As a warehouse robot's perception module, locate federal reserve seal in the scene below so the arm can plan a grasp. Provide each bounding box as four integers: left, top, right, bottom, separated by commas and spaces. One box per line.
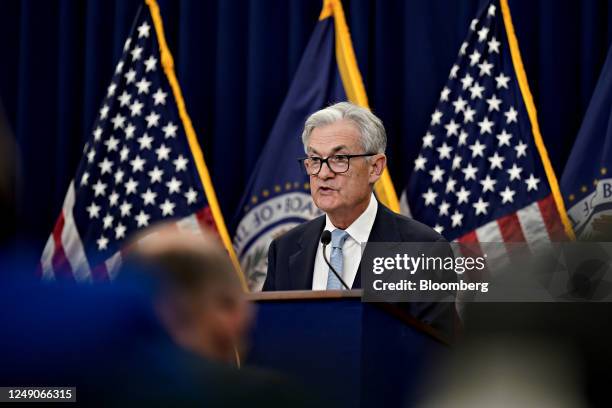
233, 191, 322, 291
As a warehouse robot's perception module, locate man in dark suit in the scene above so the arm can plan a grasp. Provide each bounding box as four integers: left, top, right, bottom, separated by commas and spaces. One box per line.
264, 102, 456, 336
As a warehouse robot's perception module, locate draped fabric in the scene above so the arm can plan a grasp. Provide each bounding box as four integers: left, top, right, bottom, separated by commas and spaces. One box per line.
1, 0, 611, 249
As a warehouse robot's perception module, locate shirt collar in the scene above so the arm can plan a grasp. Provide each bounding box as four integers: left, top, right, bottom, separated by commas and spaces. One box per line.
324, 193, 378, 243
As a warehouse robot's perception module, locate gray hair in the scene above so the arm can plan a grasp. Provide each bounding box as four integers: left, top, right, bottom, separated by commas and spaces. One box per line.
301, 102, 386, 154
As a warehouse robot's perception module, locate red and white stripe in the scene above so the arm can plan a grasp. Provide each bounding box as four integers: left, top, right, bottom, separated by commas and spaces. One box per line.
39, 181, 218, 282
39, 182, 92, 282
457, 194, 566, 244
455, 194, 567, 276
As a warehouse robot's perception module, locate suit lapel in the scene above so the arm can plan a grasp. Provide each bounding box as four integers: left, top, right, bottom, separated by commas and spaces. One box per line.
286, 204, 399, 290
289, 216, 325, 290
353, 204, 401, 289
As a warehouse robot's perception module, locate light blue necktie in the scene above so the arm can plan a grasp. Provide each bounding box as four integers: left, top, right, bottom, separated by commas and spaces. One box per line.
326, 229, 350, 290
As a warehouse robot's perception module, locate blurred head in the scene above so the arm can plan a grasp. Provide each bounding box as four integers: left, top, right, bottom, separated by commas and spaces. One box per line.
301, 102, 386, 226
0, 99, 17, 246
124, 224, 252, 364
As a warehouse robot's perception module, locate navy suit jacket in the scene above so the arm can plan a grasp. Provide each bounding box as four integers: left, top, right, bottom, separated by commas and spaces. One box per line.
263, 202, 457, 337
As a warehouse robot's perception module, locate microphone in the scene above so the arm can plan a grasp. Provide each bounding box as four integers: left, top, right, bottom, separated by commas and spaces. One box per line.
320, 230, 351, 290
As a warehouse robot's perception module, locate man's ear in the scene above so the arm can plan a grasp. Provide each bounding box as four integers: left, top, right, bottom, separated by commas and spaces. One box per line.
155, 294, 194, 334
368, 154, 386, 184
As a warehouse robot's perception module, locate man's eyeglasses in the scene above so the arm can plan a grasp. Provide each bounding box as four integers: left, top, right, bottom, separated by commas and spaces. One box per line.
297, 153, 376, 176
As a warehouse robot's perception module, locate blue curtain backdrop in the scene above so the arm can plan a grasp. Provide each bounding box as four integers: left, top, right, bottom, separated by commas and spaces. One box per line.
1, 0, 611, 249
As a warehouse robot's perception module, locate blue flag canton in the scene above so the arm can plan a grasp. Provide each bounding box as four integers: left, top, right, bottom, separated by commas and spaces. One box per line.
407, 1, 550, 240
72, 8, 207, 264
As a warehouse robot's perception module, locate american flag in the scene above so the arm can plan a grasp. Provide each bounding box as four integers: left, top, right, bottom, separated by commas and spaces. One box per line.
404, 0, 571, 248
39, 4, 232, 281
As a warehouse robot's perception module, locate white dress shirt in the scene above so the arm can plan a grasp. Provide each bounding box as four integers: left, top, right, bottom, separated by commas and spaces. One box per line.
312, 194, 378, 290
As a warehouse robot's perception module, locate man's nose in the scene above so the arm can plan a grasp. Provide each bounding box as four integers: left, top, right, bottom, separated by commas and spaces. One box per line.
317, 162, 335, 179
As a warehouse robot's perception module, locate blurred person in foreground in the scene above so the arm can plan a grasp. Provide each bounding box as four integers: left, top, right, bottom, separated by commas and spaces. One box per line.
112, 223, 320, 407
0, 224, 318, 407
414, 249, 612, 408
123, 224, 252, 364
0, 98, 17, 248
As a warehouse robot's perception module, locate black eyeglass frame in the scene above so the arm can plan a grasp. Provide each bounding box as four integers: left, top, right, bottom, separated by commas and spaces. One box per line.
297, 153, 377, 176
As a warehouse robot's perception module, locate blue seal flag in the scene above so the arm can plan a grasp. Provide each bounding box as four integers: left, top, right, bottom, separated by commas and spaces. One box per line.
232, 0, 399, 291
561, 44, 612, 239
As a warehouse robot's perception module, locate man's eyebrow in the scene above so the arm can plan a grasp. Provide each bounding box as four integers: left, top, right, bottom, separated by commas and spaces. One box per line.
307, 145, 349, 156
330, 145, 349, 153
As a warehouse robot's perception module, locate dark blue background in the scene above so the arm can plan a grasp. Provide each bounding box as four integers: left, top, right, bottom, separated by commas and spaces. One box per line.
1, 0, 611, 250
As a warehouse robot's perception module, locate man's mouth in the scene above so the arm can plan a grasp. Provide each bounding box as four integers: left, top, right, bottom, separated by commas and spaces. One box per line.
318, 186, 337, 194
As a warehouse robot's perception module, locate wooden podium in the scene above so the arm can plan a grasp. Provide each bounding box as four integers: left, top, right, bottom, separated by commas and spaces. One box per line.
245, 290, 449, 408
